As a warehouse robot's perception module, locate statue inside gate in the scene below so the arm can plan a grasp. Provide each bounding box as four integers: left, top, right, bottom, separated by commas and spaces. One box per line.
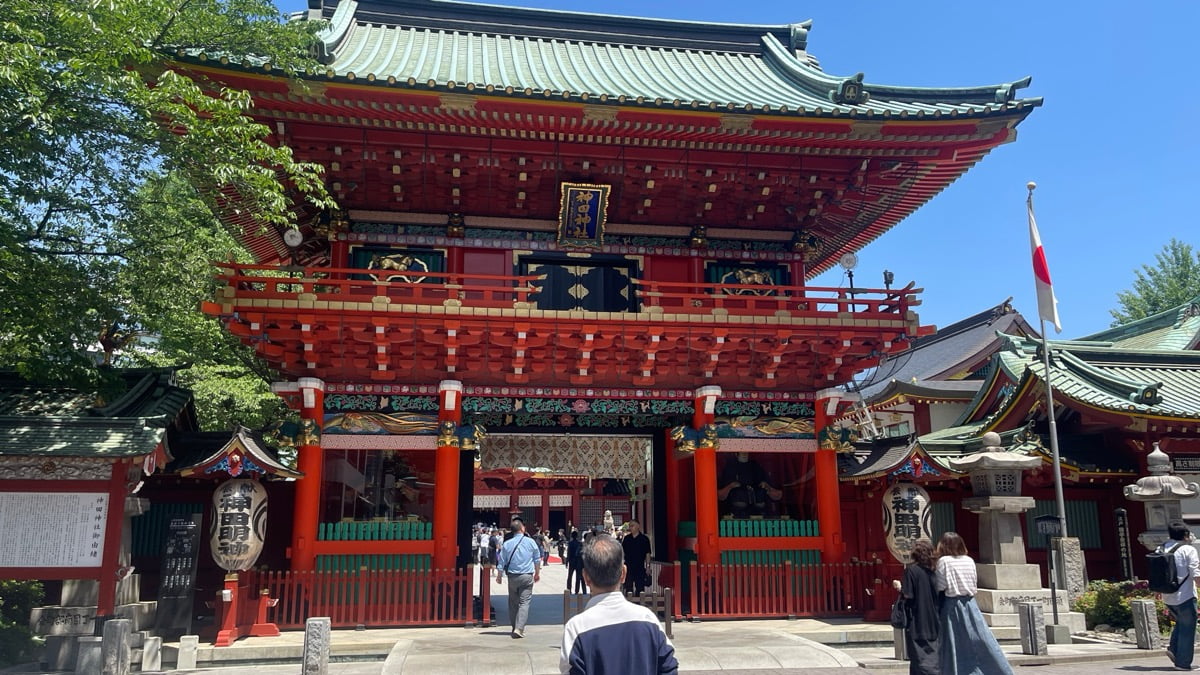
717, 452, 783, 518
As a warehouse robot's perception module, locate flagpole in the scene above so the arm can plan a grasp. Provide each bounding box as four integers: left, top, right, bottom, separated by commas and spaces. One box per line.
1028, 182, 1069, 540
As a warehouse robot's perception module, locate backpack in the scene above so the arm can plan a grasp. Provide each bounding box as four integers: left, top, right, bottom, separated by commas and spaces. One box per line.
1147, 542, 1188, 593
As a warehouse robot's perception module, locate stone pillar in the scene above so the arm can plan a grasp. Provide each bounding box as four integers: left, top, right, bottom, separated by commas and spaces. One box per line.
100, 618, 131, 675
1052, 536, 1087, 604
1125, 442, 1199, 551
76, 637, 102, 675
1017, 602, 1047, 655
1130, 598, 1163, 649
142, 636, 162, 671
302, 617, 332, 675
176, 634, 199, 669
277, 377, 326, 572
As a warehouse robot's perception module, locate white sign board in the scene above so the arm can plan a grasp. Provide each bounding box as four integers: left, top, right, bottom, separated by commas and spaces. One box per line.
0, 492, 109, 567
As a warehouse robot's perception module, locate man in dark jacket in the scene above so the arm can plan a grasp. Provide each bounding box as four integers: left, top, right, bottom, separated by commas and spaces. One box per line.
559, 535, 676, 675
566, 530, 586, 594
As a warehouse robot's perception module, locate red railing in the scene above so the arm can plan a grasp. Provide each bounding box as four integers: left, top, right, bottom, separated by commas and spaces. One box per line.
247, 567, 475, 629
210, 262, 919, 320
687, 561, 882, 619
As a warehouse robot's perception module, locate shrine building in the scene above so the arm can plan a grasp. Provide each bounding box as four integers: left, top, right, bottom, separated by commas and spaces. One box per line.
181, 0, 1039, 623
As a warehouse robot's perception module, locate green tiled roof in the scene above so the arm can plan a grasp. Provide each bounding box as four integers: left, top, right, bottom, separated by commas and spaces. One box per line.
0, 369, 196, 458
293, 0, 1040, 118
1077, 296, 1200, 351
996, 334, 1200, 421
0, 416, 169, 457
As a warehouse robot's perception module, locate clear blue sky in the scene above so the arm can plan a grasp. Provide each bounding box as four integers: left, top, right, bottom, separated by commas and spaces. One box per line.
279, 0, 1198, 338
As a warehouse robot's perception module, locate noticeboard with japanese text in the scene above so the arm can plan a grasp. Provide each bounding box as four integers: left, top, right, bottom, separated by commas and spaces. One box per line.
0, 492, 109, 567
155, 513, 202, 638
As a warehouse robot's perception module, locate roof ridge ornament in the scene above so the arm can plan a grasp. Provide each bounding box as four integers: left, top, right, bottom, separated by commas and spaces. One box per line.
787, 21, 812, 53
831, 73, 869, 105
994, 76, 1032, 103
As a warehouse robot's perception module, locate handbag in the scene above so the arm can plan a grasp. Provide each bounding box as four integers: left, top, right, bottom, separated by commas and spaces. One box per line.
890, 596, 908, 629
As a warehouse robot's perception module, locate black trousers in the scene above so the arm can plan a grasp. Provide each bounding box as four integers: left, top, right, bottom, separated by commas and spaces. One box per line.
566, 561, 587, 593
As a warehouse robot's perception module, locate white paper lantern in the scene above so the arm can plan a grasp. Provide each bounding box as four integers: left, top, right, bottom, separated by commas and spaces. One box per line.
210, 478, 268, 572
882, 483, 932, 564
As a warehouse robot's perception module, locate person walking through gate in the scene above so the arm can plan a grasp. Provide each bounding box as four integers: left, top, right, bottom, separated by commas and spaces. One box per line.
495, 516, 541, 638
559, 535, 677, 675
895, 539, 940, 675
566, 530, 587, 594
1161, 520, 1200, 670
934, 532, 1011, 675
622, 520, 652, 596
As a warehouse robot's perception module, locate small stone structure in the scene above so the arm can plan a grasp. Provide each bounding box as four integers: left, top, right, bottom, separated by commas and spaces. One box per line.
302, 617, 332, 675
1124, 442, 1199, 551
949, 432, 1086, 633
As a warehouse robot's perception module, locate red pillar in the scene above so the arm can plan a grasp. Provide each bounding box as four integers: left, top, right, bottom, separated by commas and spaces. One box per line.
540, 486, 550, 533
283, 377, 324, 572
692, 386, 721, 565
664, 429, 680, 561
814, 388, 845, 562
433, 380, 464, 571
96, 461, 128, 616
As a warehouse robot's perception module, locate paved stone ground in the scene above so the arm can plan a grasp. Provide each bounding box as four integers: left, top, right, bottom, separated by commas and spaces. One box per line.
0, 560, 1171, 674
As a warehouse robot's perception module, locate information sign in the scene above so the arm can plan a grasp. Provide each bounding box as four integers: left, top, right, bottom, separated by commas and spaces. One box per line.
154, 513, 203, 638
0, 492, 108, 567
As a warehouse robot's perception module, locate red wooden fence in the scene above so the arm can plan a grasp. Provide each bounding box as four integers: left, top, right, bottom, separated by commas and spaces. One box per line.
248, 567, 475, 629
687, 561, 882, 619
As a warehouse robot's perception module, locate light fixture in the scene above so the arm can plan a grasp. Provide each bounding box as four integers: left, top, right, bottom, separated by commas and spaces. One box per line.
883, 269, 894, 290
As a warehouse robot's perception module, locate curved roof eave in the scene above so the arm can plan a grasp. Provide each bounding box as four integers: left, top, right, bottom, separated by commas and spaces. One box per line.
760, 34, 1039, 108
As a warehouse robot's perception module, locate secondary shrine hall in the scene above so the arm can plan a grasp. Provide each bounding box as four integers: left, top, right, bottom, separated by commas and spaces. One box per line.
189, 0, 1039, 623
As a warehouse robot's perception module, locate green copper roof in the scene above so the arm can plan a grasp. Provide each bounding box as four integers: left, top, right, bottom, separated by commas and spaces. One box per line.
1077, 296, 1200, 351
995, 334, 1200, 421
301, 0, 1040, 118
0, 416, 169, 457
0, 369, 195, 458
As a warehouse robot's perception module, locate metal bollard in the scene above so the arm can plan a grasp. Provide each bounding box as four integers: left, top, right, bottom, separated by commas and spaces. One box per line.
893, 627, 907, 661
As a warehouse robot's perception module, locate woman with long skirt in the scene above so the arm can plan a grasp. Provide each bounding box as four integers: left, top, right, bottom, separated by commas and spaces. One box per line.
935, 532, 1012, 675
901, 539, 941, 674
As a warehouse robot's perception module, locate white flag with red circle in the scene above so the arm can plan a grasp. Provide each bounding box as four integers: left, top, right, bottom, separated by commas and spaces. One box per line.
1027, 196, 1062, 333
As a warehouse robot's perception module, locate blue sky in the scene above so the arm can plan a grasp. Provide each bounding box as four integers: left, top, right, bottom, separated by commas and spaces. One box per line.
280, 0, 1198, 338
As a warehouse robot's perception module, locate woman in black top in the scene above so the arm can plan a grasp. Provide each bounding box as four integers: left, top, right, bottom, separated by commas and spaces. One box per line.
900, 539, 941, 675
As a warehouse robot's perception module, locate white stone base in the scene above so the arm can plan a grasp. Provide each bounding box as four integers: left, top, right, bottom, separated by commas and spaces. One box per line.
982, 609, 1086, 633
976, 587, 1069, 615
977, 564, 1042, 590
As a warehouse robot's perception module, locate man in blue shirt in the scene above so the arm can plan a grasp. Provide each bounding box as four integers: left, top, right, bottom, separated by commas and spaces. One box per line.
495, 516, 542, 638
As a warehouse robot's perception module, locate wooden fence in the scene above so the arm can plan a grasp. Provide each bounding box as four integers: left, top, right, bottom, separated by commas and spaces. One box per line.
247, 566, 475, 629
687, 560, 881, 619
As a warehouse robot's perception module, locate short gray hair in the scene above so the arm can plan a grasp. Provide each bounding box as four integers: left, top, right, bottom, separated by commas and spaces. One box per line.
582, 535, 623, 587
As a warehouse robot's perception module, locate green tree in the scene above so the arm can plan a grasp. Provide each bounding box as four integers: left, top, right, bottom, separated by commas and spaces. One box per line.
1110, 239, 1200, 326
116, 173, 291, 431
0, 0, 332, 384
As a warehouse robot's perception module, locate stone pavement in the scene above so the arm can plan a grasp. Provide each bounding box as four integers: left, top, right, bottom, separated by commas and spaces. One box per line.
0, 560, 1166, 674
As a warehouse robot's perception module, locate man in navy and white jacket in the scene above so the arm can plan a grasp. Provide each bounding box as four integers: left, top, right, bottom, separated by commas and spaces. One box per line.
559, 535, 677, 675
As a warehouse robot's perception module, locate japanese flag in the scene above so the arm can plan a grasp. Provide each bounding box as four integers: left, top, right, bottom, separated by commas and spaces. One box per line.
1028, 193, 1062, 333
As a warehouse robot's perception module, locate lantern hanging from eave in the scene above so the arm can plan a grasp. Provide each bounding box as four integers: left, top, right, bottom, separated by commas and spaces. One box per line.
882, 482, 932, 564
210, 478, 268, 572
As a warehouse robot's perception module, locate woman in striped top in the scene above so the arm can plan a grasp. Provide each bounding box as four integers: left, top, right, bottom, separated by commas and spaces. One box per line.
934, 532, 1012, 675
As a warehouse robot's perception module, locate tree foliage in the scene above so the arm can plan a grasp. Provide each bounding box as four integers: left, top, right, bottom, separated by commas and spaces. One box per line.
0, 0, 332, 385
1110, 239, 1200, 326
0, 0, 330, 430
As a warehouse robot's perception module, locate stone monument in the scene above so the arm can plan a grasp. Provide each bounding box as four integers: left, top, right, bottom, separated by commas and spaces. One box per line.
949, 432, 1085, 634
1124, 442, 1199, 551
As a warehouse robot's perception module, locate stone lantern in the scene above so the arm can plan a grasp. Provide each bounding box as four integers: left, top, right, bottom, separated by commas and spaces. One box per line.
950, 432, 1041, 568
948, 432, 1082, 632
1125, 442, 1199, 551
